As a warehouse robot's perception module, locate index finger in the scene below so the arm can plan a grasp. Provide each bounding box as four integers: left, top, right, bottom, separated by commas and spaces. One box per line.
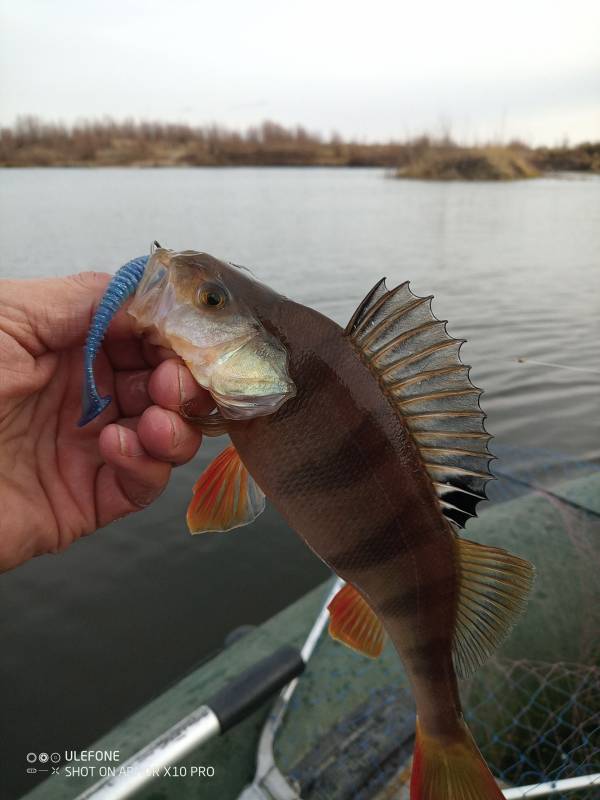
148, 359, 214, 416
2, 271, 138, 356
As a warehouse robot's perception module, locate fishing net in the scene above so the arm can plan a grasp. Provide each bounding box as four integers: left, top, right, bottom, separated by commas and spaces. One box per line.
272, 447, 600, 799
275, 658, 599, 800
465, 659, 600, 798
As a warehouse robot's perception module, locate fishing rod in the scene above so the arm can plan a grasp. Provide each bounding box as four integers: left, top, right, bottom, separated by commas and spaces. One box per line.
238, 577, 345, 800
73, 577, 344, 800
71, 648, 302, 800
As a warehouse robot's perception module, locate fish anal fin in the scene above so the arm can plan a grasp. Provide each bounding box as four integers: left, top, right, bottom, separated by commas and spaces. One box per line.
328, 583, 386, 658
347, 280, 494, 528
452, 538, 535, 678
186, 444, 265, 534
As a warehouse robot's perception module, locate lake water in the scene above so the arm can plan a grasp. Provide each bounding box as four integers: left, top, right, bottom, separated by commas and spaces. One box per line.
1, 168, 599, 798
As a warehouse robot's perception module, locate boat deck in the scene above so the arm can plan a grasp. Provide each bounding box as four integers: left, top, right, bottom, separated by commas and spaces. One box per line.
24, 471, 600, 800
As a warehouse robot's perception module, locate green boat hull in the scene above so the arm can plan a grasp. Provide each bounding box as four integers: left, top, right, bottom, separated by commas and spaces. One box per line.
24, 472, 600, 800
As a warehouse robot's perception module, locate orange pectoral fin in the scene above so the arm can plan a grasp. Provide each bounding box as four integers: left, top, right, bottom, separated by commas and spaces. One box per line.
186, 444, 266, 534
328, 583, 386, 658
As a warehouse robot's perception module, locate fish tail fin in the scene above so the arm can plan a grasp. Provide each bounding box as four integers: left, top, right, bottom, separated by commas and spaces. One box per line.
411, 717, 504, 800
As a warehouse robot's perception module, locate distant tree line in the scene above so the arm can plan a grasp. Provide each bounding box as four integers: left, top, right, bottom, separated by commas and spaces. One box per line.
0, 116, 598, 177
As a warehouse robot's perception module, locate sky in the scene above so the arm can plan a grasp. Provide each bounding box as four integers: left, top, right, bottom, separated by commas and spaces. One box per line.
0, 0, 599, 145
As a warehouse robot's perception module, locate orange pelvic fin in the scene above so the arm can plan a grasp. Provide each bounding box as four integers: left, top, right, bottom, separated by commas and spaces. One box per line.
411, 717, 504, 800
186, 444, 265, 534
327, 583, 386, 658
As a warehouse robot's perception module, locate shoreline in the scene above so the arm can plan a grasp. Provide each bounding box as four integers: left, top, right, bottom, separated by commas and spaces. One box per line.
2, 163, 598, 182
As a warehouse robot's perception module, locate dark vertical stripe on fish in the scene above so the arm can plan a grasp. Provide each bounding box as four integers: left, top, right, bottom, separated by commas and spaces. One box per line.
277, 415, 394, 494
376, 575, 456, 619
326, 513, 422, 571
405, 637, 453, 675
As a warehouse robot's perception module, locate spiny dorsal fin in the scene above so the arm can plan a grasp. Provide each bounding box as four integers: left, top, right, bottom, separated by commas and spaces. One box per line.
346, 279, 494, 529
452, 538, 535, 678
345, 277, 388, 334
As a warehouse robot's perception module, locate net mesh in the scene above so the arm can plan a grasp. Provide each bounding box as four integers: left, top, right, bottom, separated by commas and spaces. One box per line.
273, 447, 600, 799
465, 659, 599, 799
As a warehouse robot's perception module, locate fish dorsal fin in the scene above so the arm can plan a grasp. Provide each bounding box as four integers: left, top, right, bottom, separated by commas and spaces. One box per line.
345, 277, 389, 334
346, 279, 494, 529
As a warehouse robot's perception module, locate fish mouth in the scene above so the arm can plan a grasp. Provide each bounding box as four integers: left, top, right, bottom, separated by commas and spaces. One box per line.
127, 248, 296, 421
166, 331, 296, 420
210, 385, 296, 419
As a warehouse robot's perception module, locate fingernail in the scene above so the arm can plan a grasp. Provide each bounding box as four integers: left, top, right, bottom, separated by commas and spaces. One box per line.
177, 364, 188, 405
117, 425, 144, 457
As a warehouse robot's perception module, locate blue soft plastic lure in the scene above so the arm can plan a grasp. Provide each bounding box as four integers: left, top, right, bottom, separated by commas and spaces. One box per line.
78, 254, 149, 427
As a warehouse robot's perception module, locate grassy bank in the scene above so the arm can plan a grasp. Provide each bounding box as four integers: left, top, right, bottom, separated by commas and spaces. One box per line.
396, 144, 540, 180
1, 117, 599, 179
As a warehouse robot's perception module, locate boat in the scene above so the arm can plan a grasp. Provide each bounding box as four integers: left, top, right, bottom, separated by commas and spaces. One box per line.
22, 454, 600, 800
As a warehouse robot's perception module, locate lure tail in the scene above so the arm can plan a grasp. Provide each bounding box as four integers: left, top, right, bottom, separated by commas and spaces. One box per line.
411, 718, 504, 800
78, 255, 149, 427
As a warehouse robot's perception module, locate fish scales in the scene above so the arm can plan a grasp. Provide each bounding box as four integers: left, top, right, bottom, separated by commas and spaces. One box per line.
83, 249, 534, 800
228, 299, 462, 736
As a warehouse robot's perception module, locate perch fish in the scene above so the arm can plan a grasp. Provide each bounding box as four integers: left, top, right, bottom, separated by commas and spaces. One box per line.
81, 247, 534, 800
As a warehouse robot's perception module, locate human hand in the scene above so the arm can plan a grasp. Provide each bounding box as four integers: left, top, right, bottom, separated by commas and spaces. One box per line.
0, 271, 213, 572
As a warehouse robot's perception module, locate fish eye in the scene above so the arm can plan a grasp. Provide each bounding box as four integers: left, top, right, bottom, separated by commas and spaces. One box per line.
197, 283, 227, 309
